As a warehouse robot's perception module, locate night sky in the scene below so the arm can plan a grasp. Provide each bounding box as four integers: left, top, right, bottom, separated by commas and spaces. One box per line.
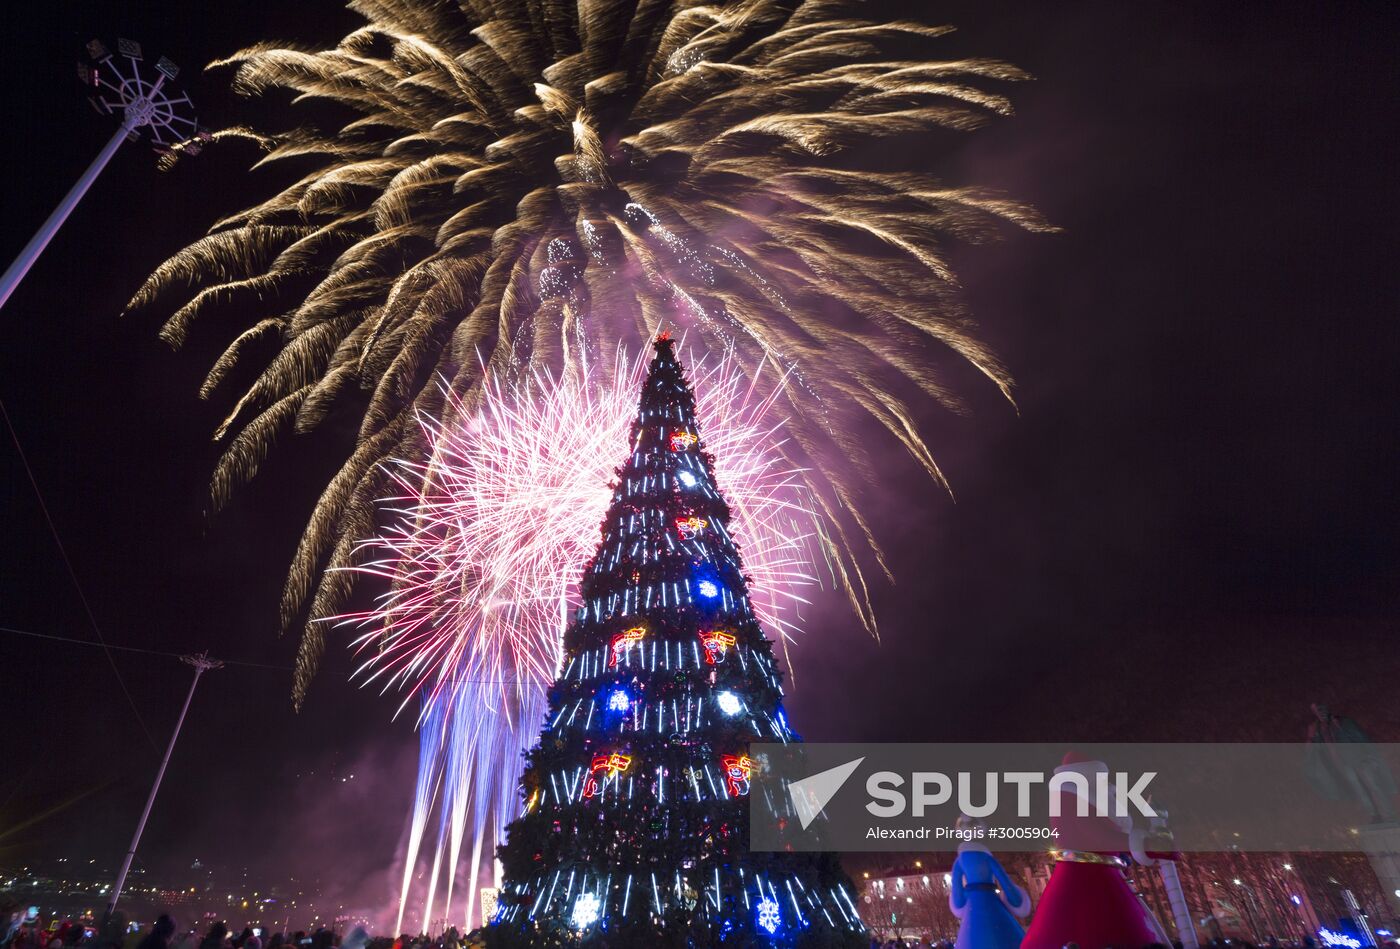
2, 0, 1397, 916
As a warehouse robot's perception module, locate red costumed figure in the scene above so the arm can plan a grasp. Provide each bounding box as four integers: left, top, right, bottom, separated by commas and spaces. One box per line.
1021, 752, 1176, 949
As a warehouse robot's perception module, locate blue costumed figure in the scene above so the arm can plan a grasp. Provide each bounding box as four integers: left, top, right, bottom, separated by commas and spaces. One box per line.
949, 823, 1031, 949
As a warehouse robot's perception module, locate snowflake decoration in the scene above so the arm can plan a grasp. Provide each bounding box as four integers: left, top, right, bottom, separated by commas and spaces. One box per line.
571, 891, 601, 929
756, 896, 781, 935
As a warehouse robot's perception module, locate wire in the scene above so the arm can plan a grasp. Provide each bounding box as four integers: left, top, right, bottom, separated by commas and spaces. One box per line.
0, 624, 289, 671
0, 396, 160, 752
0, 625, 536, 684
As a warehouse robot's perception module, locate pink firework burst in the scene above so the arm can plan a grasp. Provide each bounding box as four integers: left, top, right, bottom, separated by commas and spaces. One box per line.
339, 343, 826, 721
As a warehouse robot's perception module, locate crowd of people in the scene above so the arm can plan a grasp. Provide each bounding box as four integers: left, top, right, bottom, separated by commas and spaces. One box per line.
0, 915, 489, 949
867, 942, 1338, 949
0, 912, 1361, 949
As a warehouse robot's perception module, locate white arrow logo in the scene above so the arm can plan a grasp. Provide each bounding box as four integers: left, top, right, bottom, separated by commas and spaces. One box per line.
788, 757, 865, 830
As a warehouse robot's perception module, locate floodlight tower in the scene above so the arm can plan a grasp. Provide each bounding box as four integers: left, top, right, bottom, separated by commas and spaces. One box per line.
0, 38, 206, 312
104, 651, 223, 923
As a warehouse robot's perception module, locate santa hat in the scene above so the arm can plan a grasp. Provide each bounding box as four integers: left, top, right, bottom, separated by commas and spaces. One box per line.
1052, 750, 1170, 865
1051, 750, 1136, 847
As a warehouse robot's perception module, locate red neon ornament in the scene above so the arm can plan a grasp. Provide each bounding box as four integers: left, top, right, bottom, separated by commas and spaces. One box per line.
722, 754, 754, 796
582, 752, 633, 799
669, 430, 698, 451
609, 626, 647, 666
675, 515, 709, 539
699, 630, 737, 664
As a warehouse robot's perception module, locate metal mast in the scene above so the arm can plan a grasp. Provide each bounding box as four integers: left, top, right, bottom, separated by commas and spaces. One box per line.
104, 651, 223, 922
0, 38, 206, 311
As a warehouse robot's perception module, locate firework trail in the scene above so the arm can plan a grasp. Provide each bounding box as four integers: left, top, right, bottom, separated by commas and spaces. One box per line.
334, 342, 826, 930
130, 0, 1051, 700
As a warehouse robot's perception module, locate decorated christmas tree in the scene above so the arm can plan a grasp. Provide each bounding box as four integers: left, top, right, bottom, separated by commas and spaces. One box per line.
488, 336, 864, 947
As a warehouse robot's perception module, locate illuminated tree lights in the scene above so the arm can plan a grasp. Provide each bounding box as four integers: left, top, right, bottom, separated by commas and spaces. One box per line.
336, 342, 834, 934
700, 630, 738, 665
570, 892, 601, 930
722, 755, 755, 797
669, 431, 700, 452
489, 338, 863, 947
757, 897, 783, 937
675, 515, 710, 540
581, 754, 634, 800
609, 627, 648, 667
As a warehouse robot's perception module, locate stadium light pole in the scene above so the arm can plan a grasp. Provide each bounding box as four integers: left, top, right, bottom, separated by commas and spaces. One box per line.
0, 38, 204, 312
104, 651, 223, 923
